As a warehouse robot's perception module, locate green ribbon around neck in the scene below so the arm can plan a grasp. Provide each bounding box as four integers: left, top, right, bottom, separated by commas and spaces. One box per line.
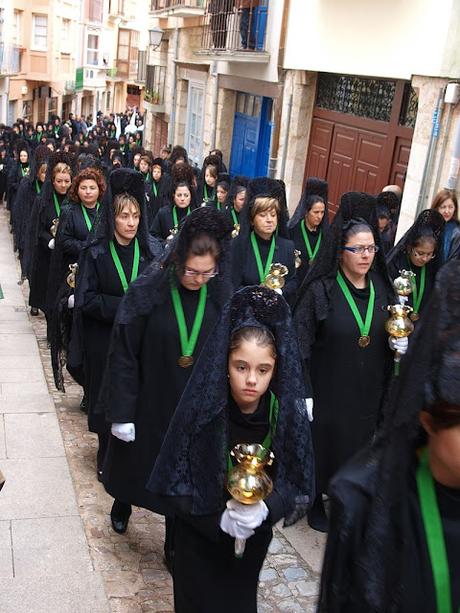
170, 282, 207, 360
152, 181, 158, 198
204, 184, 215, 202
231, 208, 239, 226
227, 392, 279, 474
81, 201, 100, 232
21, 166, 29, 177
409, 262, 426, 315
109, 238, 140, 293
172, 205, 190, 229
53, 192, 62, 218
301, 220, 322, 261
35, 180, 41, 195
336, 269, 375, 339
416, 447, 454, 613
251, 231, 276, 283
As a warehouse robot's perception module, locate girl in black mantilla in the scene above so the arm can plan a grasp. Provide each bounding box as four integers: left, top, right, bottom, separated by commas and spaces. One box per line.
147, 286, 314, 613
27, 153, 74, 317
294, 191, 406, 532
151, 178, 196, 241
232, 178, 297, 306
197, 155, 221, 208
68, 168, 162, 480
387, 209, 445, 322
288, 177, 329, 287
100, 208, 233, 546
319, 259, 460, 613
144, 157, 170, 224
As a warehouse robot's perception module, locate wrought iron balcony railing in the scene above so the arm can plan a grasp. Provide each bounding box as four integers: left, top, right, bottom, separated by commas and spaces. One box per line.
0, 44, 20, 76
150, 0, 205, 17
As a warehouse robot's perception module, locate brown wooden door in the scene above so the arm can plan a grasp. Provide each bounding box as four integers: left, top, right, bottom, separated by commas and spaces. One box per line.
152, 116, 168, 156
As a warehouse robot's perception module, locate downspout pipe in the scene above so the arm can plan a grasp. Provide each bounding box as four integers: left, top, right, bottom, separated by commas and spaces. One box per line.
432, 102, 453, 197
279, 92, 293, 182
209, 61, 218, 151
167, 27, 179, 147
446, 115, 460, 190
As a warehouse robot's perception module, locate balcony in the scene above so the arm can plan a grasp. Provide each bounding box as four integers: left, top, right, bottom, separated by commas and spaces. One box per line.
150, 0, 205, 18
0, 44, 20, 76
144, 64, 166, 113
116, 29, 139, 81
197, 0, 269, 63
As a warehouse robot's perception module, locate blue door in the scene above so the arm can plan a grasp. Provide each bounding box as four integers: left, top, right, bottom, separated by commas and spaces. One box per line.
229, 93, 272, 178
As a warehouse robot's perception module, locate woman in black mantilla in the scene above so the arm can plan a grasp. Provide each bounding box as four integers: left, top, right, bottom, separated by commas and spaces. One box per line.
319, 259, 460, 613
7, 142, 30, 215
100, 208, 233, 544
27, 152, 74, 317
144, 157, 170, 225
151, 178, 196, 241
294, 192, 405, 532
231, 178, 297, 305
224, 176, 248, 236
68, 168, 162, 479
146, 286, 314, 613
288, 177, 329, 286
387, 209, 445, 321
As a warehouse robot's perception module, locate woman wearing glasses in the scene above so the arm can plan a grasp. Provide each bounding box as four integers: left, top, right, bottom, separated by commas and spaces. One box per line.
99, 208, 233, 564
387, 210, 445, 321
294, 192, 404, 532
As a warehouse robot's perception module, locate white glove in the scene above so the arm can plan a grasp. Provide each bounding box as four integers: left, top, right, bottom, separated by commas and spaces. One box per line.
274, 288, 283, 295
111, 422, 135, 443
220, 509, 255, 540
67, 294, 75, 309
48, 238, 55, 250
305, 398, 314, 422
226, 499, 269, 530
388, 336, 409, 355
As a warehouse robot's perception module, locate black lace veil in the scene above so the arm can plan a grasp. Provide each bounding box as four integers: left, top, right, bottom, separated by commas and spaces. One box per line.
288, 177, 329, 229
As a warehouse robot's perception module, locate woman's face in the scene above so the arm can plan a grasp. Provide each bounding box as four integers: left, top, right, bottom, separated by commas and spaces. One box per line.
216, 186, 228, 204
139, 159, 149, 174
421, 412, 460, 487
409, 239, 435, 268
252, 208, 278, 239
37, 164, 47, 183
228, 339, 276, 410
179, 253, 217, 291
53, 172, 72, 195
78, 179, 99, 207
305, 201, 325, 230
19, 151, 28, 164
133, 153, 141, 167
152, 165, 162, 182
114, 203, 140, 244
174, 186, 191, 208
340, 231, 376, 278
205, 168, 216, 187
437, 198, 456, 223
234, 190, 246, 213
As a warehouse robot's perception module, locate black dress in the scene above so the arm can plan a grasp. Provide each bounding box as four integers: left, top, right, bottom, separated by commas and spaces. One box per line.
144, 176, 169, 226
289, 222, 322, 286
102, 284, 219, 510
151, 204, 190, 240
309, 270, 393, 492
80, 239, 150, 433
173, 394, 277, 613
60, 203, 101, 270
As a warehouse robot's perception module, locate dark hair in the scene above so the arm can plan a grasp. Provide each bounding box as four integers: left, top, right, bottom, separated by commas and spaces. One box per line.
229, 326, 277, 360
187, 233, 220, 260
342, 222, 374, 245
217, 180, 229, 192
305, 195, 325, 212
424, 401, 460, 431
204, 164, 218, 179
431, 189, 458, 220
174, 181, 192, 194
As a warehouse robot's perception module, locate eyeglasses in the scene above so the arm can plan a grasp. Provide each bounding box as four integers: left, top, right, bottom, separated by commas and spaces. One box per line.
412, 249, 435, 260
183, 267, 219, 279
342, 245, 380, 254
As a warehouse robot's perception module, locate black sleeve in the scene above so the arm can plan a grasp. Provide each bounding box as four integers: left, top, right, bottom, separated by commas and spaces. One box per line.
60, 211, 85, 258
281, 241, 298, 307
80, 257, 122, 323
38, 205, 53, 247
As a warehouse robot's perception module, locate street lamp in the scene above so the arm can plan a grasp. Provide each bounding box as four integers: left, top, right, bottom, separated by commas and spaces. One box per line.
149, 27, 164, 50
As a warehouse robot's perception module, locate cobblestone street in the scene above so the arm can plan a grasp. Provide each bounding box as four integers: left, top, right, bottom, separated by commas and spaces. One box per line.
23, 271, 325, 613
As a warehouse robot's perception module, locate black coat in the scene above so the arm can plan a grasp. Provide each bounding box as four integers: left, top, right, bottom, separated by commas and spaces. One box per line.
289, 222, 322, 287
150, 204, 190, 241
144, 175, 169, 227
386, 250, 435, 319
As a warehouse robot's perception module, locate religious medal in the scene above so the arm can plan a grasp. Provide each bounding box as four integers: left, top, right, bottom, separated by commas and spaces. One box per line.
178, 355, 194, 368
410, 312, 419, 322
294, 249, 302, 269
358, 335, 370, 348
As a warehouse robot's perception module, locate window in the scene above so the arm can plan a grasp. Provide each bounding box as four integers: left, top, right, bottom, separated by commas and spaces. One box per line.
0, 9, 4, 45
32, 15, 48, 51
12, 10, 23, 46
185, 82, 205, 165
86, 34, 99, 66
61, 19, 71, 53
106, 90, 111, 111
89, 0, 103, 23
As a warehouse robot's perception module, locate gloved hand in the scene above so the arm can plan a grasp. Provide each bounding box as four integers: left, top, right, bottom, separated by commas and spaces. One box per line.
305, 398, 314, 422
388, 336, 409, 355
220, 509, 255, 540
111, 422, 135, 443
226, 499, 269, 530
48, 238, 55, 250
274, 288, 283, 295
67, 294, 75, 309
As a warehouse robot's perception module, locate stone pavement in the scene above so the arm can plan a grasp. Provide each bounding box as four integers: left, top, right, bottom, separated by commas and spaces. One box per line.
1, 202, 326, 612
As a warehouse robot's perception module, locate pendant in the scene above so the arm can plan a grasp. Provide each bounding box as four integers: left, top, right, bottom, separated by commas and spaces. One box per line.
178, 355, 194, 368
358, 335, 370, 348
410, 312, 419, 322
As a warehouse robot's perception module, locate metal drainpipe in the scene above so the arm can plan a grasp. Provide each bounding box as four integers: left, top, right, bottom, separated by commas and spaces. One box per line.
446, 115, 460, 189
279, 91, 293, 182
167, 27, 179, 147
432, 101, 454, 197
209, 61, 218, 151
416, 88, 444, 215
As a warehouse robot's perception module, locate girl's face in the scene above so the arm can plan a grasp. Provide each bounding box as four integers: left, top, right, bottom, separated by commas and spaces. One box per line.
78, 179, 99, 207
152, 165, 162, 182
114, 202, 140, 244
174, 186, 191, 208
139, 159, 150, 174
216, 185, 228, 204
179, 253, 217, 291
305, 201, 325, 230
340, 231, 376, 278
53, 172, 72, 195
437, 198, 456, 223
228, 339, 276, 410
234, 190, 246, 213
19, 151, 28, 164
409, 239, 435, 268
205, 168, 216, 187
133, 153, 141, 167
37, 164, 47, 183
252, 208, 277, 239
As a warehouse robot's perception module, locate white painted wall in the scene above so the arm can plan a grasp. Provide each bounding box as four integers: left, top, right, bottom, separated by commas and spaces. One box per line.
284, 0, 460, 80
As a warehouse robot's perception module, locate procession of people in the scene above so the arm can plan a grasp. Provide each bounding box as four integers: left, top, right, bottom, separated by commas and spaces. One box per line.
1, 110, 459, 612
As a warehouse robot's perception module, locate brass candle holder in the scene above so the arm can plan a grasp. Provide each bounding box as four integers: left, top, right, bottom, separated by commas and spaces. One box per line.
262, 263, 288, 291
385, 270, 416, 374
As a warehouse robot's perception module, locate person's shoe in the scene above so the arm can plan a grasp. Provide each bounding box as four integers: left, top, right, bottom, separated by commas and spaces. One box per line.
307, 495, 329, 533
97, 469, 103, 483
30, 307, 39, 316
111, 515, 130, 534
110, 500, 131, 534
79, 395, 87, 414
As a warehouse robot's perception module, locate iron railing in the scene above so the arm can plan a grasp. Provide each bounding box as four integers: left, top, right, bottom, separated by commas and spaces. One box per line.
150, 0, 204, 10
145, 64, 166, 105
200, 0, 268, 53
0, 44, 20, 75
